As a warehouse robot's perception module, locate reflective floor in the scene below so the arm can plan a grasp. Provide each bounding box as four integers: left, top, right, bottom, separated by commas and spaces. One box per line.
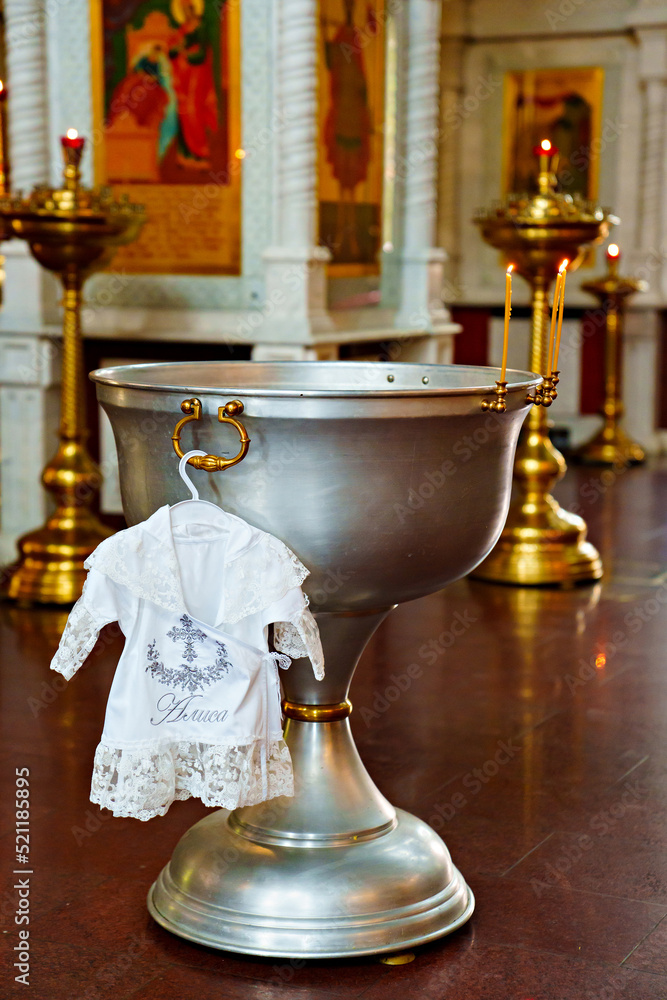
2, 460, 667, 999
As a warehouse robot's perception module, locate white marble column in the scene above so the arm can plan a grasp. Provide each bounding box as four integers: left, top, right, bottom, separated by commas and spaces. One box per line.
628, 6, 667, 302
1, 0, 53, 330
4, 0, 50, 191
257, 0, 333, 356
622, 8, 667, 452
635, 26, 667, 294
437, 3, 466, 302
384, 0, 455, 339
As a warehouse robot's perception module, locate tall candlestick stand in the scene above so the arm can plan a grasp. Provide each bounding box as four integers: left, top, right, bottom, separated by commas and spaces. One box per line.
574, 250, 647, 466
0, 136, 145, 604
472, 150, 617, 585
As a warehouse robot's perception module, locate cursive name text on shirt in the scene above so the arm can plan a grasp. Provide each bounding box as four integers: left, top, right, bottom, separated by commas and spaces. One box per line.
150, 692, 229, 726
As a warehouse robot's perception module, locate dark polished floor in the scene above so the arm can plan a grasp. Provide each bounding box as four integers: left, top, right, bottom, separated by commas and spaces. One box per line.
2, 460, 667, 999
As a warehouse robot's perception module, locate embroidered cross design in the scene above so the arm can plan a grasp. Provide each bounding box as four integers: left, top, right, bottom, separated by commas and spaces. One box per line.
166, 615, 208, 662
146, 611, 234, 694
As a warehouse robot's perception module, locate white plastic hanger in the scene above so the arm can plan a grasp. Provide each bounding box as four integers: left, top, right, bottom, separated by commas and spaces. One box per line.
170, 449, 228, 518
169, 450, 256, 557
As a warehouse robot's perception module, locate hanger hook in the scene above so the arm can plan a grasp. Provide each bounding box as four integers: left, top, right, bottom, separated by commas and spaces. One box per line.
178, 449, 207, 500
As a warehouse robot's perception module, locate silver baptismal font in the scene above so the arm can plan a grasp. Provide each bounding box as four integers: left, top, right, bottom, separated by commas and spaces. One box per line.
92, 360, 540, 958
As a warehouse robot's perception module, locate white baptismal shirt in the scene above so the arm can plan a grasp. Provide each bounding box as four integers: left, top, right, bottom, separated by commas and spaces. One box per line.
50, 502, 324, 821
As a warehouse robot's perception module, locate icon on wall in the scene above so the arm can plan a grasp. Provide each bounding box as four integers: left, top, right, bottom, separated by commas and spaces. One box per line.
93, 0, 241, 275
503, 67, 604, 200
318, 0, 385, 275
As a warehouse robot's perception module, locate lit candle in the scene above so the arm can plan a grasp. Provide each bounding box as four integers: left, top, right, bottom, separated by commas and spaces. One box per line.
606, 243, 620, 276
60, 128, 85, 152
547, 269, 563, 375
552, 259, 568, 372
500, 264, 514, 382
533, 138, 558, 174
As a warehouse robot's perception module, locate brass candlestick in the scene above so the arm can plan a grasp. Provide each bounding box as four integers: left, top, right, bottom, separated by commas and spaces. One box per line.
472, 148, 617, 586
574, 248, 647, 466
0, 134, 145, 604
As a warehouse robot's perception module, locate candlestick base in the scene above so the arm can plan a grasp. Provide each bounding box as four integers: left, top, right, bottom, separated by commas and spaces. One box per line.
3, 515, 113, 605
2, 440, 113, 605
470, 495, 603, 586
471, 409, 602, 586
574, 423, 645, 467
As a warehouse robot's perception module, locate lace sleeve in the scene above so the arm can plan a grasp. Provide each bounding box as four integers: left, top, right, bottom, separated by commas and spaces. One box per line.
273, 606, 325, 681
50, 569, 120, 680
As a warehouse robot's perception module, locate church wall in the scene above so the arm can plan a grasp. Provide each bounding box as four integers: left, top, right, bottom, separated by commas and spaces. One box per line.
0, 0, 461, 552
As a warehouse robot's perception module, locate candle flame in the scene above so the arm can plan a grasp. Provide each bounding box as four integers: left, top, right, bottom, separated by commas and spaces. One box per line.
0, 81, 5, 94
66, 128, 78, 140
540, 139, 552, 152
507, 264, 514, 275
607, 244, 620, 258
558, 259, 569, 274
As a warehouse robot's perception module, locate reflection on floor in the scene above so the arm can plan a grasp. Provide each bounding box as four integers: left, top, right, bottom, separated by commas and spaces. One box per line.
2, 460, 667, 999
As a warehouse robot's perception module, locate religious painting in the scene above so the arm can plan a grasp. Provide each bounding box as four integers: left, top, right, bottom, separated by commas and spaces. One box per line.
92, 0, 241, 275
318, 0, 385, 275
502, 67, 604, 199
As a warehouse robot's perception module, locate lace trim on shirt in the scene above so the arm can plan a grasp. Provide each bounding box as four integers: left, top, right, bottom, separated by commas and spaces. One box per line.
85, 525, 184, 614
50, 602, 103, 680
274, 606, 325, 680
85, 522, 309, 625
90, 739, 294, 821
215, 535, 309, 624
